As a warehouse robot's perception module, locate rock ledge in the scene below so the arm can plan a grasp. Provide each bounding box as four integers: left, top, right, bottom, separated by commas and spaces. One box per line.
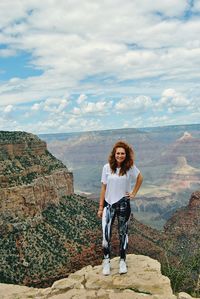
0, 254, 199, 299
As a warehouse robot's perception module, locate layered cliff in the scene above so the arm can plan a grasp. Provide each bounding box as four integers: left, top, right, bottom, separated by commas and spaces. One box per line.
0, 131, 73, 218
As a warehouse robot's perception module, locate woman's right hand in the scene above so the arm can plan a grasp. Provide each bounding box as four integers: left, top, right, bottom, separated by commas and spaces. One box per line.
97, 209, 103, 218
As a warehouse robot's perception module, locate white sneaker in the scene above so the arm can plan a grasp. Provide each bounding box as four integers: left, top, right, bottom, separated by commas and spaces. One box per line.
119, 259, 127, 274
102, 258, 110, 275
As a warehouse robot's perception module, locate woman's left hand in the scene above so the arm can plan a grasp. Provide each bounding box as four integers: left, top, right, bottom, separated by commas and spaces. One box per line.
126, 192, 136, 199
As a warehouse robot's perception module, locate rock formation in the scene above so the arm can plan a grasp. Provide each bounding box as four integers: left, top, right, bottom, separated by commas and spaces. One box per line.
164, 190, 200, 233
178, 131, 194, 141
165, 156, 200, 191
0, 131, 73, 218
0, 254, 199, 299
162, 191, 200, 294
188, 190, 200, 209
164, 191, 200, 250
0, 170, 73, 218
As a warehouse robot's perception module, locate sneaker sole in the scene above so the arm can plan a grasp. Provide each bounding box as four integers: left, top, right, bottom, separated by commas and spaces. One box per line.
103, 272, 110, 275
119, 271, 127, 274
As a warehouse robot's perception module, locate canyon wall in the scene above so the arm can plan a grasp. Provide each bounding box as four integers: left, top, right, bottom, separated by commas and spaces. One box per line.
0, 131, 73, 219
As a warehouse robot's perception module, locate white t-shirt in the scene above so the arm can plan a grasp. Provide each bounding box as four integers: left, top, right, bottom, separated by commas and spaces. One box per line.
101, 163, 140, 205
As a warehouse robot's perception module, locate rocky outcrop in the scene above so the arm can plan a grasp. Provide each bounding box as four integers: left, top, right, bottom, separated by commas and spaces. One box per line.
0, 254, 199, 299
164, 191, 200, 237
0, 131, 74, 218
188, 191, 200, 209
0, 170, 73, 218
162, 191, 200, 294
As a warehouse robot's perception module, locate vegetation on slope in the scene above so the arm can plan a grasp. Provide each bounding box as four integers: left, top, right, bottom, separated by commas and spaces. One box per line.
0, 194, 101, 287
0, 131, 41, 144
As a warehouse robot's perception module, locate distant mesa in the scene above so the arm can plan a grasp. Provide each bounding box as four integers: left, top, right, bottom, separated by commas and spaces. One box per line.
151, 130, 200, 168
178, 131, 194, 142
164, 156, 200, 191
173, 156, 199, 175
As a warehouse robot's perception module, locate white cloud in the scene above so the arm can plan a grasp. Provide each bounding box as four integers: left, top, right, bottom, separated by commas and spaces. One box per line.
0, 1, 199, 132
28, 97, 70, 122
147, 115, 171, 127
77, 94, 87, 104
57, 99, 69, 112
4, 104, 14, 113
156, 88, 190, 112
44, 98, 63, 106
162, 89, 189, 105
0, 1, 199, 97
21, 115, 103, 134
0, 48, 16, 57
73, 107, 81, 115
0, 113, 20, 131
115, 95, 152, 112
31, 103, 41, 111
73, 100, 113, 115
32, 97, 70, 113
192, 1, 200, 12
122, 122, 130, 128
66, 117, 102, 132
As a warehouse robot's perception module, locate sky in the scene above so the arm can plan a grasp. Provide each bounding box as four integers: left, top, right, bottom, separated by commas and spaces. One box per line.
0, 0, 200, 134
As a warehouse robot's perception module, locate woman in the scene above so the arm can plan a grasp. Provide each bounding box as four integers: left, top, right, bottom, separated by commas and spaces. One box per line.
97, 141, 143, 275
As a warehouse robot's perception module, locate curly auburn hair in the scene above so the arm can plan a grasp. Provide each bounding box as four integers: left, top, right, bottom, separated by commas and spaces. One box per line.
108, 141, 135, 176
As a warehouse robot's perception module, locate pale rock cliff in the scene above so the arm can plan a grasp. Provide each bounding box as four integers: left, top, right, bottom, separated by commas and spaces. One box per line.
0, 254, 198, 299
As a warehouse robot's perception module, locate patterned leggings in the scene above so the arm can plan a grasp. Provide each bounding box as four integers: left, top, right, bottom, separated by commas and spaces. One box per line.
102, 196, 131, 260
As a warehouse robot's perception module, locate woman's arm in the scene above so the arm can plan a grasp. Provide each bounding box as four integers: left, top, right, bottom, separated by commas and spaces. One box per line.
126, 173, 143, 199
97, 183, 106, 218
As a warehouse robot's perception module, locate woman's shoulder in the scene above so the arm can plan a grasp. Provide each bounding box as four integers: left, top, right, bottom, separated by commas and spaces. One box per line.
102, 163, 112, 173
128, 164, 140, 176
103, 163, 110, 169
130, 164, 137, 170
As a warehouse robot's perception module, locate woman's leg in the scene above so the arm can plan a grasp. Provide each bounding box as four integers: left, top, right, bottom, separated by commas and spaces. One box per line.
116, 197, 131, 260
102, 204, 116, 259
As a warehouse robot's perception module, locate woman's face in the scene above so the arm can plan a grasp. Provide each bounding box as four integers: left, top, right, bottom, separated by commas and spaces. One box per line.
115, 147, 126, 166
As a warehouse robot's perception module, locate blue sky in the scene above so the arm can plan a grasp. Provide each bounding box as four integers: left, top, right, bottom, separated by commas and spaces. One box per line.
0, 0, 200, 134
